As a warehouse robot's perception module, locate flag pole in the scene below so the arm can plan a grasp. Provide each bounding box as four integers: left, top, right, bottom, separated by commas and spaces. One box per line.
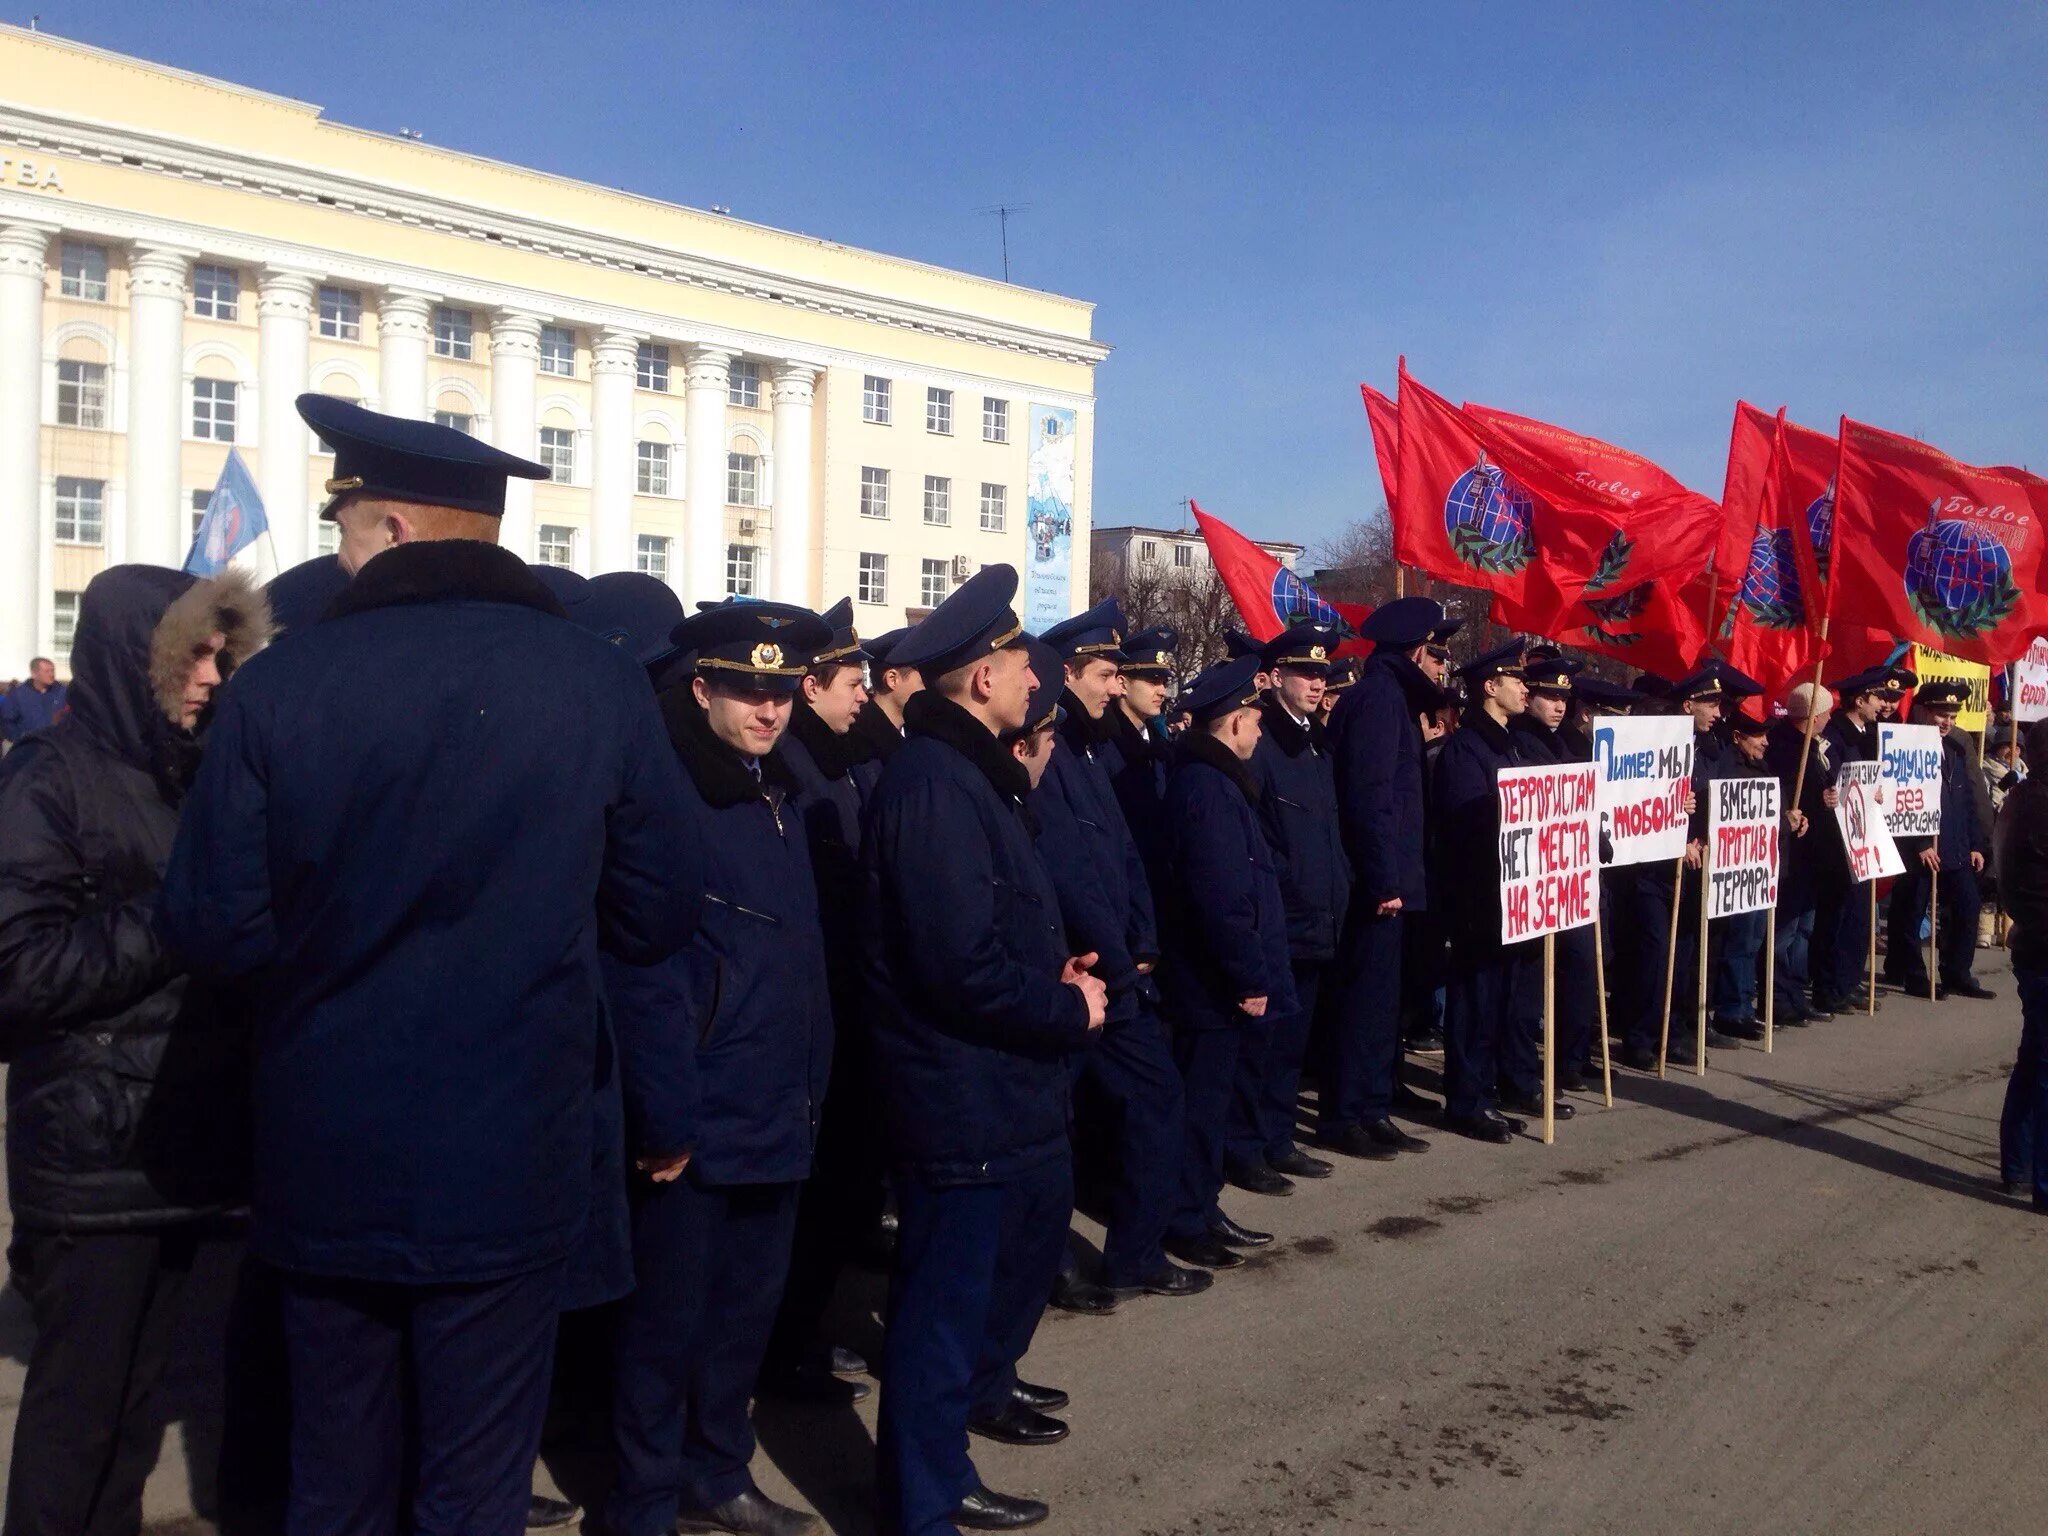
1543, 932, 1556, 1146
1867, 881, 1878, 1016
1395, 563, 1407, 600
1928, 864, 1939, 1002
1763, 907, 1776, 1054
1696, 842, 1711, 1076
1789, 617, 1833, 812
1656, 855, 1683, 1078
1593, 919, 1614, 1107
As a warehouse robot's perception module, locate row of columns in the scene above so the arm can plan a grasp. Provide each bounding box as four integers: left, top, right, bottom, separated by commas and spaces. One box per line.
0, 221, 823, 668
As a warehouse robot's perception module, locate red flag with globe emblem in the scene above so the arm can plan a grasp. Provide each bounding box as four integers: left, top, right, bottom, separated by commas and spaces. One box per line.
1360, 382, 1400, 508
1829, 417, 2048, 667
1188, 502, 1370, 644
1716, 403, 1833, 694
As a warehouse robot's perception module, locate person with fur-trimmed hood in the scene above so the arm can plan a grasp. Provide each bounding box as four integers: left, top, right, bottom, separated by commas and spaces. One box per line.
0, 564, 270, 1536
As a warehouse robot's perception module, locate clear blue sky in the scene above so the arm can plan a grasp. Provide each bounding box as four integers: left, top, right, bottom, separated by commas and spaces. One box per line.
38, 0, 2048, 550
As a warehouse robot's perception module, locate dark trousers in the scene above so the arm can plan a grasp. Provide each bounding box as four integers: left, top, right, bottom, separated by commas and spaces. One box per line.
1319, 908, 1404, 1133
609, 1177, 800, 1536
2002, 966, 2048, 1200
1074, 1003, 1183, 1287
4, 1228, 207, 1536
1774, 895, 1814, 1018
1884, 860, 1983, 989
877, 1155, 1072, 1536
1814, 865, 1873, 1004
1400, 910, 1447, 1042
1169, 1026, 1242, 1240
1712, 911, 1767, 1021
280, 1260, 565, 1536
1444, 946, 1510, 1121
1230, 960, 1323, 1165
1621, 862, 1682, 1056
1503, 926, 1594, 1098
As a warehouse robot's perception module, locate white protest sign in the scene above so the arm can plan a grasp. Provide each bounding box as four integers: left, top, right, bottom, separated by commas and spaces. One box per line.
1877, 723, 1943, 839
1833, 760, 1904, 881
1706, 776, 1780, 919
2016, 639, 2048, 724
1591, 715, 1695, 867
1498, 763, 1601, 945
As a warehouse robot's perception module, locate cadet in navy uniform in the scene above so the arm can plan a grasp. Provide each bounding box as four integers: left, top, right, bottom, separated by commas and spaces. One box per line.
604, 599, 836, 1536
1155, 656, 1298, 1267
1228, 622, 1349, 1192
1430, 641, 1531, 1142
1814, 667, 1893, 1014
1766, 682, 1832, 1025
849, 625, 922, 798
861, 567, 1107, 1536
158, 397, 703, 1536
1883, 679, 1996, 1000
1707, 708, 1778, 1037
1320, 597, 1454, 1158
1034, 599, 1203, 1307
1101, 624, 1177, 893
263, 552, 349, 635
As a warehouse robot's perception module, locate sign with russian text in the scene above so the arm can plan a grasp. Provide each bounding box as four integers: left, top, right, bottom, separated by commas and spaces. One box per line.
1833, 761, 1905, 881
1498, 763, 1601, 944
1877, 723, 1943, 839
1590, 716, 1694, 867
1910, 645, 1990, 733
1706, 777, 1780, 919
2015, 638, 2048, 725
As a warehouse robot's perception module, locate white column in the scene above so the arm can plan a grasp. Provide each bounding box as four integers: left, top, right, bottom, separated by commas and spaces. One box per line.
256, 268, 318, 569
770, 362, 818, 605
490, 310, 544, 558
683, 345, 732, 607
377, 288, 436, 420
589, 327, 642, 576
125, 244, 196, 569
0, 221, 56, 671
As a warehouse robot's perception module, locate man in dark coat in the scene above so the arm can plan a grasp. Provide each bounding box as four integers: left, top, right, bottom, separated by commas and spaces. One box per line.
158, 398, 703, 1536
1101, 623, 1177, 895
861, 566, 1106, 1536
1814, 667, 1893, 1014
0, 654, 66, 747
1320, 597, 1453, 1159
849, 624, 921, 799
1883, 679, 1996, 1000
1230, 623, 1349, 1192
1706, 708, 1778, 1038
0, 566, 269, 1536
1995, 720, 2048, 1206
1766, 681, 1833, 1025
263, 553, 350, 637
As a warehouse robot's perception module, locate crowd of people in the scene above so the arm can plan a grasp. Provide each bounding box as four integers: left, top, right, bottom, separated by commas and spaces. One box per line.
0, 394, 2041, 1536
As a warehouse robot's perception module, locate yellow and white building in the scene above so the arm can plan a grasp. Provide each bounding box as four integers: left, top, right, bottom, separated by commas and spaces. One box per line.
0, 24, 1106, 672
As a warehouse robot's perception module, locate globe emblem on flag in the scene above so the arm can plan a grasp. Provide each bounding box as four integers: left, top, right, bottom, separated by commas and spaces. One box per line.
1805, 481, 1835, 581
1268, 566, 1339, 627
1736, 527, 1804, 630
1903, 500, 2019, 639
203, 493, 242, 567
1442, 454, 1534, 574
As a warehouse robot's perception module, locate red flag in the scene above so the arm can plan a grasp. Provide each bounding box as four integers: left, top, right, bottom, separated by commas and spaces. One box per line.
1715, 405, 1838, 694
1360, 381, 1400, 509
1830, 418, 2048, 666
1189, 502, 1369, 643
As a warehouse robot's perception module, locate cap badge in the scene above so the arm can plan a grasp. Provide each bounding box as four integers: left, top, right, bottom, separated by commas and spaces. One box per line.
1308, 644, 1327, 662
752, 642, 784, 669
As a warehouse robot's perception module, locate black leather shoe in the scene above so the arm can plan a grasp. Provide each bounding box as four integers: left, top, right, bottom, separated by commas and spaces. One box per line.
1109, 1261, 1213, 1299
1715, 1014, 1766, 1041
1164, 1232, 1245, 1269
1224, 1159, 1295, 1196
1012, 1378, 1070, 1412
1366, 1117, 1430, 1153
953, 1481, 1050, 1530
1557, 1066, 1590, 1093
1619, 1043, 1657, 1071
1446, 1112, 1512, 1144
828, 1344, 867, 1376
1048, 1272, 1118, 1315
1268, 1146, 1335, 1178
1500, 1093, 1574, 1121
1392, 1084, 1442, 1117
1805, 1000, 1837, 1021
1490, 1109, 1528, 1135
1945, 978, 1997, 1000
675, 1485, 818, 1535
1407, 1030, 1447, 1056
757, 1361, 872, 1405
1209, 1211, 1273, 1247
2002, 1179, 2029, 1199
526, 1495, 581, 1531
1704, 1028, 1745, 1051
968, 1401, 1069, 1446
1318, 1125, 1399, 1162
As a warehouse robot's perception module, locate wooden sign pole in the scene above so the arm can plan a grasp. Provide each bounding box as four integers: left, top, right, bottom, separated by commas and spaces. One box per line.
1867, 882, 1879, 1016
1543, 931, 1557, 1146
1928, 865, 1940, 1001
1593, 921, 1615, 1107
1763, 908, 1777, 1054
1656, 856, 1684, 1078
1695, 845, 1711, 1076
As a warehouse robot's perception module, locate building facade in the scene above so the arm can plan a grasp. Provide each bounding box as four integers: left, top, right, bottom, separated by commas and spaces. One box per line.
1091, 524, 1301, 580
0, 25, 1105, 673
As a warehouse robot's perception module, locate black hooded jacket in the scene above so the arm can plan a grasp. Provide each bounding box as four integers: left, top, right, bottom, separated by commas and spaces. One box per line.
0, 564, 270, 1230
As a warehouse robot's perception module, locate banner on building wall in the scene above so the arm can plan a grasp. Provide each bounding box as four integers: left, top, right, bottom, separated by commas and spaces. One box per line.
1590, 715, 1695, 867
1833, 761, 1905, 881
1706, 777, 1781, 919
1497, 763, 1601, 944
1877, 723, 1944, 839
1023, 404, 1076, 631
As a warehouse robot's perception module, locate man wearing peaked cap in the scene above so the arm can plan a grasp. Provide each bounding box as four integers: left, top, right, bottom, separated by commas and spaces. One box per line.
1033, 598, 1206, 1311
1884, 677, 1995, 1002
1811, 665, 1891, 1015
264, 553, 350, 636
1699, 705, 1780, 1044
1104, 624, 1179, 898
858, 565, 1107, 1536
583, 570, 689, 680
849, 624, 926, 797
159, 396, 704, 1535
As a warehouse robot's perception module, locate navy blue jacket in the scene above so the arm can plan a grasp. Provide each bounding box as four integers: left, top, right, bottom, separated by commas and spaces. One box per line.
1327, 651, 1435, 910
846, 697, 906, 803
0, 679, 66, 742
1251, 698, 1350, 962
1101, 704, 1172, 901
1766, 719, 1835, 901
1509, 712, 1571, 767
1157, 733, 1298, 1031
780, 700, 876, 985
159, 541, 701, 1285
1430, 711, 1520, 955
860, 692, 1095, 1184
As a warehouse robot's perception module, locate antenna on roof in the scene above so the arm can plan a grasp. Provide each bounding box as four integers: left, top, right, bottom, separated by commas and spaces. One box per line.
977, 204, 1030, 283
398, 127, 424, 142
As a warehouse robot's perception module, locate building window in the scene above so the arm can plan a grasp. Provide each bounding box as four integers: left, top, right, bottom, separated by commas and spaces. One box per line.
56, 360, 108, 429
1139, 539, 1158, 564
727, 358, 760, 408
979, 483, 1007, 533
316, 520, 340, 557
858, 552, 887, 605
52, 591, 81, 662
636, 441, 671, 496
59, 241, 108, 301
727, 453, 760, 507
433, 306, 474, 359
926, 387, 953, 436
923, 475, 951, 526
921, 558, 949, 609
318, 286, 362, 340
190, 489, 211, 541
636, 534, 671, 581
1175, 543, 1194, 568
636, 342, 670, 392
862, 375, 891, 425
432, 409, 473, 435
539, 325, 576, 377
860, 466, 889, 519
539, 426, 576, 483
536, 525, 575, 567
983, 396, 1009, 444
726, 543, 760, 597
54, 477, 105, 544
192, 378, 238, 442
192, 263, 240, 320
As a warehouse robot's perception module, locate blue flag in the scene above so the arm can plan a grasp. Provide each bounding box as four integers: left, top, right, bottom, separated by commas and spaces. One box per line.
184, 449, 269, 575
